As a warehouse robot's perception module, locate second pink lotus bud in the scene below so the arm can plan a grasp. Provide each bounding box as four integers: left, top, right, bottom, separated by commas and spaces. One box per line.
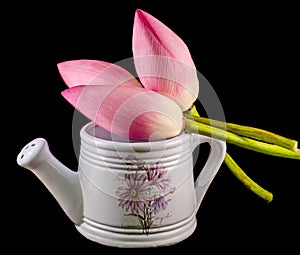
61, 85, 183, 141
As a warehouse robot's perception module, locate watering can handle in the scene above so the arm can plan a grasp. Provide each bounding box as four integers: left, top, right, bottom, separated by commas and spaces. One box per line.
191, 133, 226, 212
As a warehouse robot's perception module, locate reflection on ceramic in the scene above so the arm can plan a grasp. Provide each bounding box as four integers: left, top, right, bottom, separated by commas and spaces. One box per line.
17, 122, 226, 248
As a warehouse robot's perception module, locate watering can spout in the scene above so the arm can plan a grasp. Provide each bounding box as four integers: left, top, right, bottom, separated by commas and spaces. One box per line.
17, 138, 83, 225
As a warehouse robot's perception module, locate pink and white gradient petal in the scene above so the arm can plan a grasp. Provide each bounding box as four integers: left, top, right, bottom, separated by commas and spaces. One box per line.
57, 59, 142, 88
132, 9, 199, 110
61, 85, 183, 141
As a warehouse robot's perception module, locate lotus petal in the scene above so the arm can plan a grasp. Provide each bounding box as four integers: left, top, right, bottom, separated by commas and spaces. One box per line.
132, 9, 199, 110
57, 59, 141, 87
61, 85, 183, 141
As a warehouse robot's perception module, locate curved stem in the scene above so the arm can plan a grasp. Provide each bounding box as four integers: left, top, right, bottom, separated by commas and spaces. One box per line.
186, 118, 300, 160
185, 106, 298, 152
224, 153, 273, 202
185, 106, 274, 202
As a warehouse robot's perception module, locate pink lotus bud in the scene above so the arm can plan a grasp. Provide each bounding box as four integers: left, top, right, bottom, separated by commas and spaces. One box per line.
133, 9, 199, 111
61, 85, 183, 141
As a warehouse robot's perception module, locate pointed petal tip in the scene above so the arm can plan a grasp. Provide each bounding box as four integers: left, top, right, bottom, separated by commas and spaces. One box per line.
134, 9, 151, 24
57, 61, 65, 72
57, 59, 142, 88
57, 59, 88, 70
135, 8, 153, 16
61, 85, 85, 105
60, 87, 72, 102
135, 8, 144, 15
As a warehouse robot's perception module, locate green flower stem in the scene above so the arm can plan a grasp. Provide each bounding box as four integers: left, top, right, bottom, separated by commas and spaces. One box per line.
185, 106, 298, 152
186, 118, 300, 160
185, 108, 273, 202
185, 105, 299, 202
224, 153, 273, 202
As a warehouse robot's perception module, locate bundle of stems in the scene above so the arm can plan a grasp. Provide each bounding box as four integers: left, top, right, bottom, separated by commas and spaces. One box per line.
184, 105, 300, 202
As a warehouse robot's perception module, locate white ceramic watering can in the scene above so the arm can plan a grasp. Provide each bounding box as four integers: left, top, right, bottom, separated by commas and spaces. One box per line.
17, 122, 226, 248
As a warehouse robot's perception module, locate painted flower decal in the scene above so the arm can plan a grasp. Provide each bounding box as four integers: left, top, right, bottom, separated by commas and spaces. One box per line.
145, 162, 170, 192
116, 156, 175, 233
116, 172, 150, 215
151, 196, 170, 215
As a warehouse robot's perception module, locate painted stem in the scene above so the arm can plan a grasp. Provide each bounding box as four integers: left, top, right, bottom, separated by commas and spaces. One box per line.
186, 119, 300, 160
224, 153, 273, 202
186, 106, 298, 152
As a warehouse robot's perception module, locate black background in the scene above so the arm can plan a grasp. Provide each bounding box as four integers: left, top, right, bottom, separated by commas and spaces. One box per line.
9, 1, 299, 253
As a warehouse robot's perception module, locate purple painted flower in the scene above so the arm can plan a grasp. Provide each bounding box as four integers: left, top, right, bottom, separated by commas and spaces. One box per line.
116, 172, 150, 215
151, 196, 169, 215
145, 162, 170, 191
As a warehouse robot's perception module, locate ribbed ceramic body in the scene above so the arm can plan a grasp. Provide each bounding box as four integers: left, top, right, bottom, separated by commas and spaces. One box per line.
75, 122, 226, 247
